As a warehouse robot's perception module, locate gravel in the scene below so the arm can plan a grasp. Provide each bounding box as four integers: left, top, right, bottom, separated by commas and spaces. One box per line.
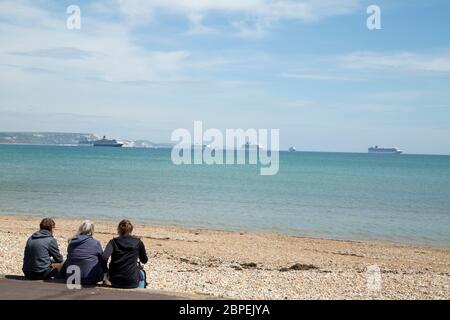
0, 215, 448, 300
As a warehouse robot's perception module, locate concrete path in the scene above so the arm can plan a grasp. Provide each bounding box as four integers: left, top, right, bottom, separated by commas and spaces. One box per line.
0, 276, 199, 300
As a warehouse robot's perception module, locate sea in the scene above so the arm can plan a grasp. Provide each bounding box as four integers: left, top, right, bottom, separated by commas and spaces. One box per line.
0, 144, 449, 247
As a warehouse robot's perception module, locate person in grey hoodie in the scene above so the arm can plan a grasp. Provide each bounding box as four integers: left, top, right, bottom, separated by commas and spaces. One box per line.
61, 220, 104, 285
22, 218, 64, 280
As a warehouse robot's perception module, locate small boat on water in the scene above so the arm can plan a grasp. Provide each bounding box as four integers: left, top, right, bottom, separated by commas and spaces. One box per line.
93, 136, 123, 147
288, 146, 296, 152
368, 146, 402, 154
242, 141, 264, 150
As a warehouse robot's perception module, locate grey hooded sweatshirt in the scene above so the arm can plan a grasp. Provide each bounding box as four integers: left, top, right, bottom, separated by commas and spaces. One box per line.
22, 229, 63, 274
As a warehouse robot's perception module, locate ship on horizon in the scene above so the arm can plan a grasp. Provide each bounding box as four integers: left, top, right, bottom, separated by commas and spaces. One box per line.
93, 136, 123, 147
368, 146, 403, 154
242, 141, 264, 150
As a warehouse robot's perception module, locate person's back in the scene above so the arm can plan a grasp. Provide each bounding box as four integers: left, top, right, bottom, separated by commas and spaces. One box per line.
102, 220, 148, 288
61, 220, 104, 285
23, 218, 63, 280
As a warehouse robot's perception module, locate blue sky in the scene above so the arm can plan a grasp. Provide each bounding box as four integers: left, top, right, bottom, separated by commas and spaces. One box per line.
0, 0, 449, 154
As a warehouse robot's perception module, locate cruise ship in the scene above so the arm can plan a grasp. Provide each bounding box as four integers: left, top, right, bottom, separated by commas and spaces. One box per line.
93, 136, 123, 147
368, 146, 402, 154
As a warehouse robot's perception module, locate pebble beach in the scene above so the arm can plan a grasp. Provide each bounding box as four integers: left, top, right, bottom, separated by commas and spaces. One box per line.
0, 215, 448, 299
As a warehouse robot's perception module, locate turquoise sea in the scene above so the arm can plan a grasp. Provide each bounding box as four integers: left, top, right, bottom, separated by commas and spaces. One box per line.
0, 144, 449, 247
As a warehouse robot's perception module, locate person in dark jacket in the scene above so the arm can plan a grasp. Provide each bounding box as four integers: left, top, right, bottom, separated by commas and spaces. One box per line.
61, 220, 104, 285
22, 218, 64, 280
102, 219, 148, 288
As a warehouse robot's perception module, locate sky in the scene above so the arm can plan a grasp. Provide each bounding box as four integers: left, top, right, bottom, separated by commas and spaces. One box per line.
0, 0, 449, 154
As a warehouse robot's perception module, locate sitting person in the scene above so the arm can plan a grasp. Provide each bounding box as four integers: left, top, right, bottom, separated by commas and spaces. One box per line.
102, 219, 148, 288
22, 218, 64, 280
61, 220, 104, 285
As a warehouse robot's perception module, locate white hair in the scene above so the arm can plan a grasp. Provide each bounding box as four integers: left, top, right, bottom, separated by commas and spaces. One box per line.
77, 220, 94, 236
69, 220, 95, 243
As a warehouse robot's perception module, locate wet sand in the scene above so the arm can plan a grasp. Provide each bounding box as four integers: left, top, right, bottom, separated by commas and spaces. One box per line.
0, 215, 448, 299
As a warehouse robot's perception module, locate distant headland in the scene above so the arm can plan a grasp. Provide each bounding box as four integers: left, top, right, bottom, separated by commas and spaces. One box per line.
0, 132, 173, 149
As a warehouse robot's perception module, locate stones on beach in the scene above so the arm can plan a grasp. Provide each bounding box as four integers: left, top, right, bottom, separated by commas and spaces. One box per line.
240, 262, 258, 269
179, 257, 199, 266
279, 263, 318, 272
1, 216, 449, 300
229, 262, 259, 271
333, 251, 365, 258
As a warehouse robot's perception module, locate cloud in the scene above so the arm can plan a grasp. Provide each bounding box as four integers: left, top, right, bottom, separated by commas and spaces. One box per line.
0, 0, 197, 84
116, 0, 361, 35
280, 72, 361, 81
340, 51, 450, 73
1, 63, 55, 75
280, 51, 450, 84
231, 19, 269, 38
116, 0, 155, 25
0, 0, 55, 26
10, 47, 94, 60
185, 13, 216, 35
1, 0, 261, 86
116, 0, 360, 21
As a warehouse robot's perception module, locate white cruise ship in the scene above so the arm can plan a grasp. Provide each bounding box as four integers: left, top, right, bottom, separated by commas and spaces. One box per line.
368, 146, 403, 154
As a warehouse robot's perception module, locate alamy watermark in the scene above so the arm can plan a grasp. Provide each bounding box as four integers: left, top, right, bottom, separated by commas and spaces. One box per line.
365, 264, 382, 292
171, 121, 280, 176
66, 265, 81, 290
66, 5, 81, 30
367, 5, 382, 30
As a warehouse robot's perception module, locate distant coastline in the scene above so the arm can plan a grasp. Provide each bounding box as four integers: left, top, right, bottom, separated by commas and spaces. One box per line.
0, 132, 173, 149
2, 132, 450, 155
3, 142, 450, 155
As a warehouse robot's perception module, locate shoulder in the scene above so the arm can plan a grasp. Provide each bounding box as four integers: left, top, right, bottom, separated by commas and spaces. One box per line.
128, 235, 144, 247
131, 235, 143, 243
91, 237, 102, 245
136, 237, 145, 247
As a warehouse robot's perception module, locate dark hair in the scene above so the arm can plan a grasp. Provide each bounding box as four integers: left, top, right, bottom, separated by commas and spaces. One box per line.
117, 219, 133, 236
40, 218, 55, 231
